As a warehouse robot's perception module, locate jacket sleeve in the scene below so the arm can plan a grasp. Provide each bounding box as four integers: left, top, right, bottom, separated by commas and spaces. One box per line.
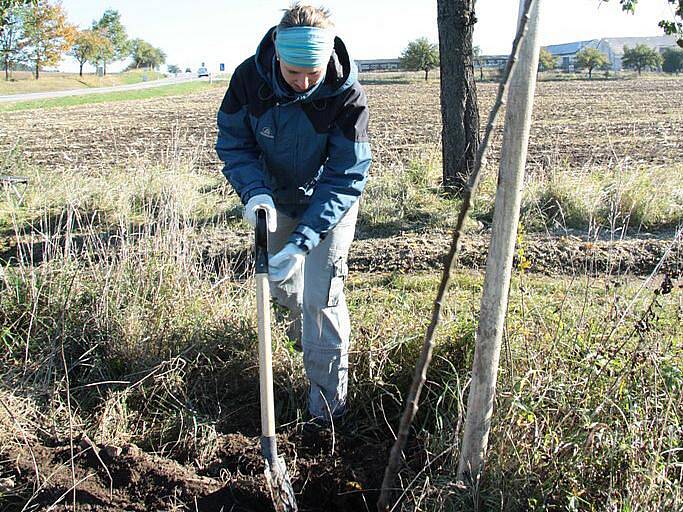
215, 63, 271, 204
288, 84, 371, 251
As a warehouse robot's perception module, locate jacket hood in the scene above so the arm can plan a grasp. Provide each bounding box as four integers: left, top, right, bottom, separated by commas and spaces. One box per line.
254, 26, 358, 103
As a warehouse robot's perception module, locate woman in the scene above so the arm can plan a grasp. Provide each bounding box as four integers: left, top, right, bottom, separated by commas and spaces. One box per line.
215, 3, 371, 425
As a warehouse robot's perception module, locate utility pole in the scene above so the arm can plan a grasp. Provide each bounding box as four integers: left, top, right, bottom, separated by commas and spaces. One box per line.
457, 0, 543, 485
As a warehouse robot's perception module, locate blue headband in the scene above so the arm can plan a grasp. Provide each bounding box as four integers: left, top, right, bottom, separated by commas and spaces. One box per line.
275, 26, 335, 69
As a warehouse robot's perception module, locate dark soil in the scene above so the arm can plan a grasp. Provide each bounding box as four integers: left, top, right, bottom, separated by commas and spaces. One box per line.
2, 427, 390, 511
350, 230, 683, 277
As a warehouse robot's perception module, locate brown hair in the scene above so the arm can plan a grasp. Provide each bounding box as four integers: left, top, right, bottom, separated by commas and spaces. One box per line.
278, 2, 334, 30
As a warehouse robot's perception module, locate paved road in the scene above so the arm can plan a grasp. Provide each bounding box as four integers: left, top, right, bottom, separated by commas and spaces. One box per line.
0, 75, 206, 103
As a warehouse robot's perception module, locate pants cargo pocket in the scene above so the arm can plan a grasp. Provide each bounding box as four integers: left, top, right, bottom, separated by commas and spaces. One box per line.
327, 256, 348, 307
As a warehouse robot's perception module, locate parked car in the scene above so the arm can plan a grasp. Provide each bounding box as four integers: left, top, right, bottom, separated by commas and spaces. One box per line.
197, 67, 209, 78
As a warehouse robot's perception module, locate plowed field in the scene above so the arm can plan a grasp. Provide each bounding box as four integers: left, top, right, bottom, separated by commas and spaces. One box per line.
2, 78, 681, 172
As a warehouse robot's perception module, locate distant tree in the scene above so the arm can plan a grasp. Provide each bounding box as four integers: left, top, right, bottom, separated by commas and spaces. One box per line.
0, 3, 28, 80
91, 33, 113, 74
600, 60, 613, 78
91, 9, 128, 75
0, 0, 35, 38
601, 0, 682, 47
538, 47, 557, 71
1, 0, 38, 80
622, 44, 663, 75
400, 37, 439, 81
167, 63, 179, 74
69, 28, 108, 76
22, 0, 75, 79
662, 47, 683, 72
129, 38, 165, 70
155, 48, 166, 69
575, 47, 609, 79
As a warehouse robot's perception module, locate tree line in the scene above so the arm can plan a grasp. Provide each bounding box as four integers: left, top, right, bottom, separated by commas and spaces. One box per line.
401, 38, 683, 82
542, 44, 683, 78
0, 0, 166, 81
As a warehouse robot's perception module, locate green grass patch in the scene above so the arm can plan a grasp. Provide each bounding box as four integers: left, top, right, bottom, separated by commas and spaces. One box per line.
1, 223, 680, 509
0, 81, 226, 112
359, 148, 481, 236
519, 162, 683, 232
115, 69, 166, 85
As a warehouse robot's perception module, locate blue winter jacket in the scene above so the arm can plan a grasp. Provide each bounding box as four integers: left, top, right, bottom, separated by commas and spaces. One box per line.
215, 27, 371, 252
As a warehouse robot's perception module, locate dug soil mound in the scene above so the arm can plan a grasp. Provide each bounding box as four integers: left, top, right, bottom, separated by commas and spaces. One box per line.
3, 427, 392, 511
350, 230, 683, 277
202, 228, 682, 280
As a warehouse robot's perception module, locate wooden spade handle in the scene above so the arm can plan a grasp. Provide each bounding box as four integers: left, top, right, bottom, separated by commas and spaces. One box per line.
256, 272, 276, 438
255, 209, 276, 438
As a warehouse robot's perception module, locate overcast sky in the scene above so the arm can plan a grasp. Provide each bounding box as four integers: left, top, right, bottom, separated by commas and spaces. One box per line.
57, 0, 676, 73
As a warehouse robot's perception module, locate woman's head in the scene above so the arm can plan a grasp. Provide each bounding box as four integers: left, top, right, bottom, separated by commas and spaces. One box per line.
275, 3, 335, 93
278, 3, 334, 30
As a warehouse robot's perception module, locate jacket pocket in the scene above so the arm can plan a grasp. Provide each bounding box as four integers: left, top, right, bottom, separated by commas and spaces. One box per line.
327, 256, 348, 308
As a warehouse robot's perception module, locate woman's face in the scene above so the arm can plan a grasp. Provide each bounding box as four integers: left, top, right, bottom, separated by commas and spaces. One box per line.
278, 59, 325, 93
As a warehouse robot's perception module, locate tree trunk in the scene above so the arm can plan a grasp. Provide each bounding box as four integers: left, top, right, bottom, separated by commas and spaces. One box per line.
35, 56, 39, 80
79, 62, 83, 76
4, 57, 8, 81
424, 68, 428, 81
437, 0, 481, 194
104, 60, 107, 75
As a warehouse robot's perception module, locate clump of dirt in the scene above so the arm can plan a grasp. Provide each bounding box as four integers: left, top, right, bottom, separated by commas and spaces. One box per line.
350, 231, 683, 277
3, 427, 391, 511
3, 438, 221, 511
199, 227, 683, 279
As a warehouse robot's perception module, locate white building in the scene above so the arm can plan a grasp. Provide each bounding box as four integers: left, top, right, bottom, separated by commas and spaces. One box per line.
355, 59, 401, 72
545, 35, 678, 71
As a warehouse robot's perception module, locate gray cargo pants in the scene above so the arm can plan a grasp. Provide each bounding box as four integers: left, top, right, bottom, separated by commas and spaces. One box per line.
268, 202, 359, 420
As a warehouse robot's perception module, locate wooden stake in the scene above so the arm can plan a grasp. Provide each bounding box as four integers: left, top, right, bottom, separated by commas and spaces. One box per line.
456, 0, 543, 485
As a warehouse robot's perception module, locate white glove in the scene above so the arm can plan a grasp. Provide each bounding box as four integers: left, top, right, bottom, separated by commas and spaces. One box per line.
269, 243, 306, 283
244, 194, 277, 232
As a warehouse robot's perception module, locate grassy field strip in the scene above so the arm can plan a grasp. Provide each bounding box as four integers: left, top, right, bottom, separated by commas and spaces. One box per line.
0, 70, 166, 95
363, 147, 683, 233
0, 80, 227, 112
